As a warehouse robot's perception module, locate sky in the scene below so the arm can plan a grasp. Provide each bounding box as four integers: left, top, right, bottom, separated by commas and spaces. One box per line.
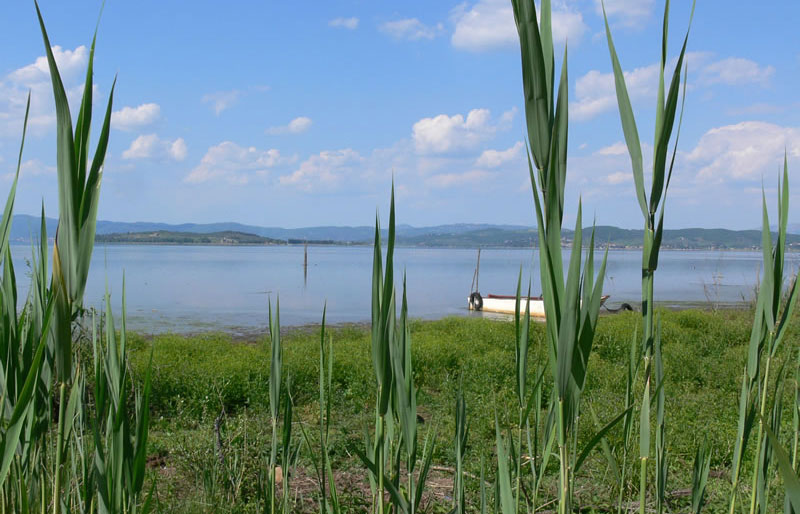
0, 0, 799, 230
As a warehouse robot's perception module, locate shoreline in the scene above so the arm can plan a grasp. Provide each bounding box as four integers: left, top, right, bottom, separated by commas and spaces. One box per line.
118, 301, 753, 340
79, 241, 800, 252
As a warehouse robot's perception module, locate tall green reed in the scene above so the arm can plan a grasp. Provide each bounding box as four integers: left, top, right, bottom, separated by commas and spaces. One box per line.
0, 5, 154, 513
512, 1, 615, 512
451, 380, 468, 514
602, 1, 695, 511
34, 0, 114, 383
300, 305, 341, 514
728, 161, 799, 514
357, 187, 436, 514
262, 299, 297, 513
91, 286, 154, 514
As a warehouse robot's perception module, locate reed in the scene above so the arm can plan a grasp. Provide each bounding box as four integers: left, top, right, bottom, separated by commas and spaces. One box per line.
357, 187, 436, 514
300, 305, 341, 514
602, 1, 695, 511
511, 2, 621, 513
0, 5, 154, 513
727, 160, 799, 514
263, 299, 298, 513
451, 379, 468, 514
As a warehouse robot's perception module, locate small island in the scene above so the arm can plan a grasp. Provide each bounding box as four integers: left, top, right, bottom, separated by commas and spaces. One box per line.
96, 230, 286, 246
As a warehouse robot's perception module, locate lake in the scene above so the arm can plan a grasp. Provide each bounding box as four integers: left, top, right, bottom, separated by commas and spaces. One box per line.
9, 244, 797, 334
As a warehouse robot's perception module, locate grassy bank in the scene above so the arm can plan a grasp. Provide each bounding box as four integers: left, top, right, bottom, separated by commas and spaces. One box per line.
127, 308, 794, 512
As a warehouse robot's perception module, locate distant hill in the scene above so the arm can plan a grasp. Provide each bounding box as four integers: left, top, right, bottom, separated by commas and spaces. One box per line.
9, 215, 528, 244
575, 226, 800, 250
398, 225, 800, 249
397, 228, 538, 248
9, 215, 800, 250
96, 230, 285, 245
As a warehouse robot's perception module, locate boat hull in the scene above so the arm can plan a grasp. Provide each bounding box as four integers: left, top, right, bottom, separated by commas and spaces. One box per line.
468, 294, 609, 318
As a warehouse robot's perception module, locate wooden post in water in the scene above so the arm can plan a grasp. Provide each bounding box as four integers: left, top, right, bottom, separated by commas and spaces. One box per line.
476, 247, 480, 292
470, 247, 481, 294
303, 242, 308, 286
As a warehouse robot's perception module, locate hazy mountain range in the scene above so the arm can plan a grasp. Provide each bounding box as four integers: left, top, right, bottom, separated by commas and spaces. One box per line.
9, 215, 800, 250
10, 215, 530, 244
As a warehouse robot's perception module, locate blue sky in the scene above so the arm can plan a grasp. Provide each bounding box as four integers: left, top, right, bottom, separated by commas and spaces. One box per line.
0, 0, 798, 229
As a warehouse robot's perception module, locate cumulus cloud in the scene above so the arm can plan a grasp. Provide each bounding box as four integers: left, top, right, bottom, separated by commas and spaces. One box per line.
571, 64, 660, 121
687, 121, 800, 183
699, 57, 774, 87
412, 108, 514, 154
267, 116, 313, 135
594, 0, 655, 28
564, 122, 800, 202
186, 141, 289, 184
476, 141, 523, 167
202, 90, 241, 115
111, 103, 161, 131
0, 45, 91, 138
122, 134, 187, 162
572, 54, 775, 121
450, 0, 586, 51
279, 149, 363, 191
9, 45, 88, 83
329, 17, 359, 29
380, 18, 444, 40
596, 141, 628, 156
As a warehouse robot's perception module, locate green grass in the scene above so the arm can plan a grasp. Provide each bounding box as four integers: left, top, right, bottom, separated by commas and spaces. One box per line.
129, 309, 797, 512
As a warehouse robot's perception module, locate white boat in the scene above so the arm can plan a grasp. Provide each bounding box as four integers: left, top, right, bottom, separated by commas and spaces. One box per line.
468, 292, 610, 317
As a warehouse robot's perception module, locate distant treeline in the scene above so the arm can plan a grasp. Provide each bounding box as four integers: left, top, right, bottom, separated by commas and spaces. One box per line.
96, 230, 285, 245
81, 226, 800, 250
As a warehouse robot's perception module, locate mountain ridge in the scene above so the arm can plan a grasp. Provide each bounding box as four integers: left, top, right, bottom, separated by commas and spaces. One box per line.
10, 215, 800, 249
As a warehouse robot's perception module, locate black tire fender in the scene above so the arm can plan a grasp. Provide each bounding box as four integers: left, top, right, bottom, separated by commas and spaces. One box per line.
470, 292, 483, 311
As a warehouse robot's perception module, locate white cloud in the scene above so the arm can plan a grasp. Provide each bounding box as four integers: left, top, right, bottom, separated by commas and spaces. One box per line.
170, 138, 188, 161
9, 45, 88, 83
380, 18, 444, 41
571, 63, 660, 121
594, 0, 655, 28
687, 121, 800, 183
596, 141, 628, 156
267, 116, 313, 135
329, 17, 359, 29
605, 171, 630, 184
450, 0, 586, 52
111, 103, 161, 131
699, 58, 774, 87
279, 149, 363, 191
412, 108, 514, 154
122, 134, 187, 162
476, 141, 523, 167
202, 90, 241, 115
186, 141, 288, 184
572, 53, 774, 121
0, 45, 91, 138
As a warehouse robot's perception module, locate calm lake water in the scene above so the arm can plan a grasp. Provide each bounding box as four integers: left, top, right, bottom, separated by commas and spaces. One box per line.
9, 244, 799, 334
